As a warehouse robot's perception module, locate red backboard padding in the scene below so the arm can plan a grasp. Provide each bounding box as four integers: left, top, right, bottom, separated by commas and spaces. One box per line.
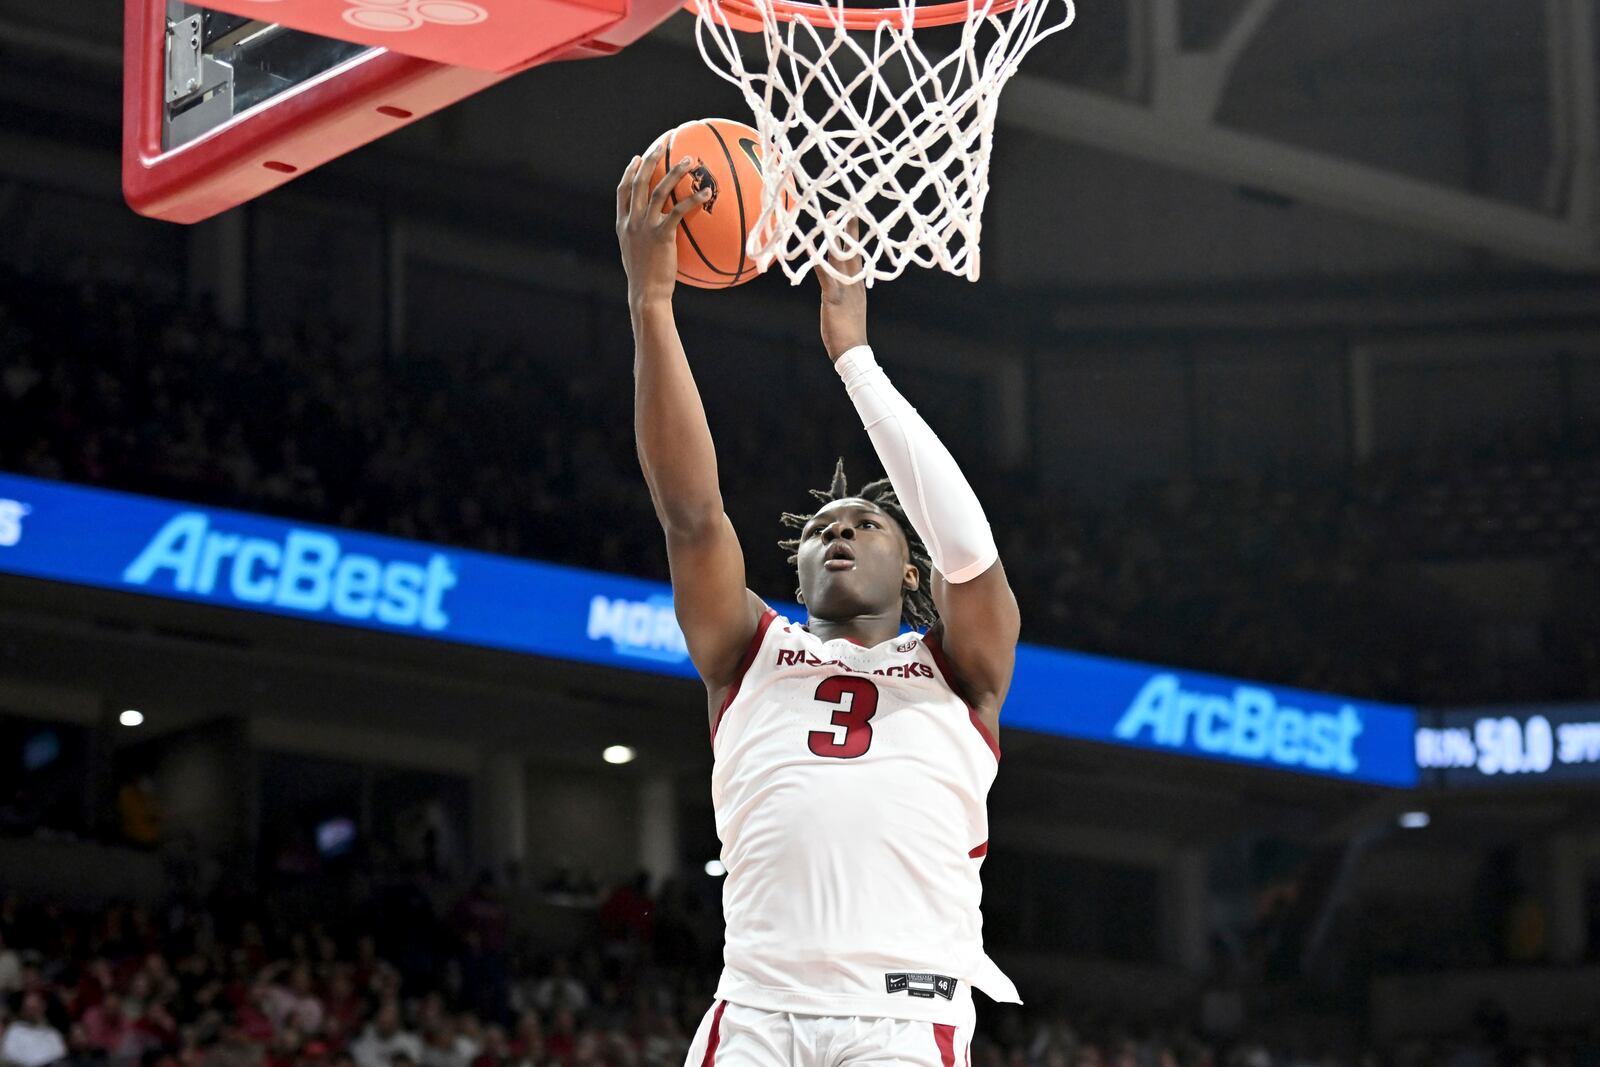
123, 0, 684, 223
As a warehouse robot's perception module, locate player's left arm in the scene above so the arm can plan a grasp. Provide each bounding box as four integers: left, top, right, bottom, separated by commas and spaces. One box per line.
815, 237, 1020, 728
928, 563, 1019, 725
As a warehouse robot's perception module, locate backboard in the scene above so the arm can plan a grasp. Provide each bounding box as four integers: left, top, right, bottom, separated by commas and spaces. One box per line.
124, 0, 686, 223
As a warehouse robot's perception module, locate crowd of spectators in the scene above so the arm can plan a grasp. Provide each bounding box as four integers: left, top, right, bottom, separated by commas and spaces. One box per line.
0, 883, 706, 1067
1006, 444, 1600, 704
1, 268, 1597, 704
1, 882, 1596, 1067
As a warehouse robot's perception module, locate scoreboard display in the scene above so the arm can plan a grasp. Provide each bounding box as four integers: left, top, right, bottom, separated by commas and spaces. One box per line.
1415, 705, 1600, 786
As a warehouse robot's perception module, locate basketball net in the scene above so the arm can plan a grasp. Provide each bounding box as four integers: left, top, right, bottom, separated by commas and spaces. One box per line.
689, 0, 1074, 285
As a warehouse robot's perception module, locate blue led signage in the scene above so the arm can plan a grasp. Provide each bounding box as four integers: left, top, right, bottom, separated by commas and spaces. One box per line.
1007, 649, 1415, 786
0, 473, 1417, 786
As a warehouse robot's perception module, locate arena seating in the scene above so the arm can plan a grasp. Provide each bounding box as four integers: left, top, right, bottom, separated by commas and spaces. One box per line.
3, 884, 1595, 1067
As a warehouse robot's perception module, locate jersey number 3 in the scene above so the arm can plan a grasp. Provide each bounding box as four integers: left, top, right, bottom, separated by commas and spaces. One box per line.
808, 676, 879, 758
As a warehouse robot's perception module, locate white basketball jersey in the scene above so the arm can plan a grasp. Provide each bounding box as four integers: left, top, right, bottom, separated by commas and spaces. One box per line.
710, 609, 1020, 1024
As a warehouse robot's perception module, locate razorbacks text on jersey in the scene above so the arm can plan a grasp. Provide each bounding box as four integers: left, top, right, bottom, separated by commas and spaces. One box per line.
710, 609, 1019, 1025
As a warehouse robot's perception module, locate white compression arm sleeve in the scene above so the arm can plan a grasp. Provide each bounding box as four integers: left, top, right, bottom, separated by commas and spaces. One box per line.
834, 344, 998, 584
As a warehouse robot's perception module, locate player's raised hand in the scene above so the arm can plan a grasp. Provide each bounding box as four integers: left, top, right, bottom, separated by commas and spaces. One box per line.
815, 216, 868, 362
616, 142, 709, 308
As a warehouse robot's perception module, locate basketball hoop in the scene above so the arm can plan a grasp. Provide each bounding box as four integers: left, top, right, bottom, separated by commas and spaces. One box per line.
687, 0, 1073, 285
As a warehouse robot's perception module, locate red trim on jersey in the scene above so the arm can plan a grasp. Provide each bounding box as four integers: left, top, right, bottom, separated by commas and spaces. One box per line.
701, 1001, 727, 1067
711, 609, 779, 743
923, 631, 1000, 761
933, 1023, 957, 1067
968, 840, 988, 858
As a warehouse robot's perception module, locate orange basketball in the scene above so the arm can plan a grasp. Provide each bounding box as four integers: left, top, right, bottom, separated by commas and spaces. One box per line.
649, 118, 791, 290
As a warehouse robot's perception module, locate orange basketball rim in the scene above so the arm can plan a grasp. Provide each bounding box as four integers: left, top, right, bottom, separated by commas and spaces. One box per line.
684, 0, 1024, 33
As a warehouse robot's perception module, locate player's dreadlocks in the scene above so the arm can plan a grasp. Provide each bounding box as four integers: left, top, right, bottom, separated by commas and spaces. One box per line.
778, 459, 939, 629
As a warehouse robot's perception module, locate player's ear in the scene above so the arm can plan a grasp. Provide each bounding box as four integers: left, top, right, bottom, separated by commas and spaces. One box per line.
903, 564, 919, 591
796, 588, 805, 604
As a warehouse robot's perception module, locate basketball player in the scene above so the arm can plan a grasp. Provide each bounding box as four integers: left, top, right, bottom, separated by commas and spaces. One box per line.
617, 143, 1021, 1067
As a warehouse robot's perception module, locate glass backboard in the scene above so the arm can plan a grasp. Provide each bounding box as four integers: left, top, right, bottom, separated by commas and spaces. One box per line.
161, 7, 374, 151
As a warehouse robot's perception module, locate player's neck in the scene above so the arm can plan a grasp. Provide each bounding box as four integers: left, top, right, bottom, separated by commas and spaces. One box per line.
803, 612, 901, 647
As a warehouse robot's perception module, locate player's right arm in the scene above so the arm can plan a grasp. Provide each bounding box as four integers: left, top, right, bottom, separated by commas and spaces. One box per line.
617, 146, 767, 715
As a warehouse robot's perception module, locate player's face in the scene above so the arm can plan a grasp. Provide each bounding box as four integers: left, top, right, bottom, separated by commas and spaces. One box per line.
795, 499, 917, 620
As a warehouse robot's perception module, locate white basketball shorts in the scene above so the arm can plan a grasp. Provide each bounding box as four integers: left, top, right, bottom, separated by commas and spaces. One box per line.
684, 1001, 973, 1067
